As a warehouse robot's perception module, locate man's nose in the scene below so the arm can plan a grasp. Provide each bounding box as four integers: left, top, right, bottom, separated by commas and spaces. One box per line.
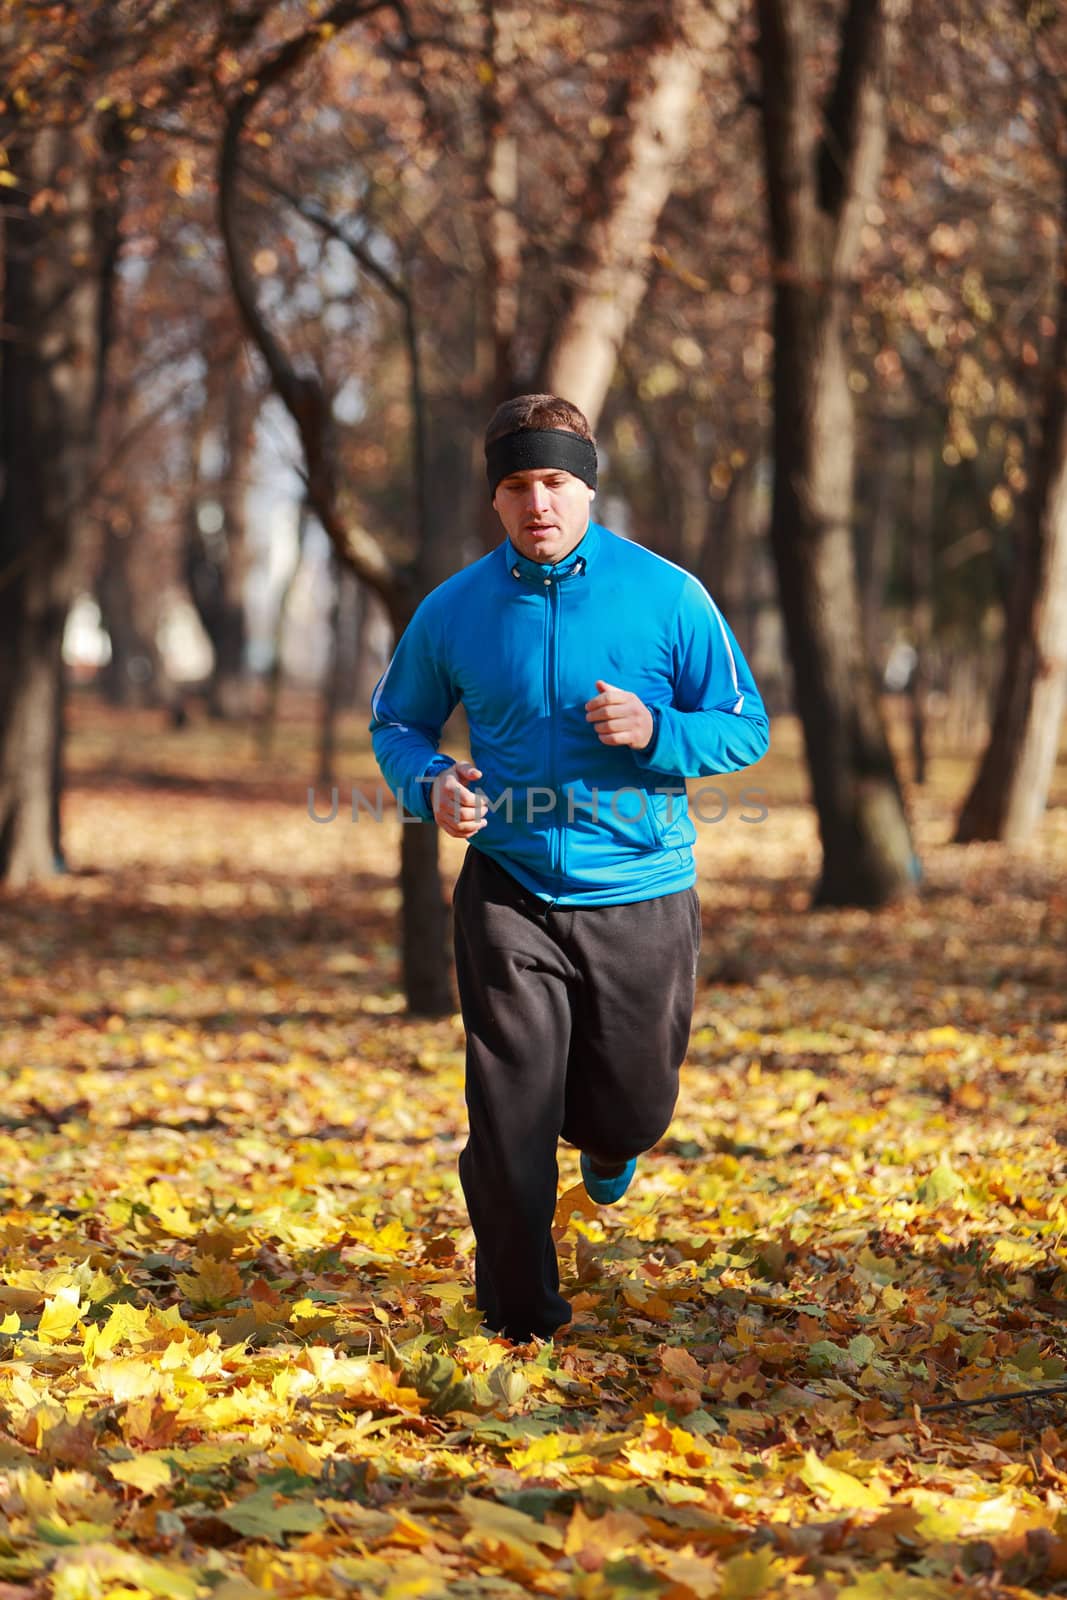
527, 482, 550, 510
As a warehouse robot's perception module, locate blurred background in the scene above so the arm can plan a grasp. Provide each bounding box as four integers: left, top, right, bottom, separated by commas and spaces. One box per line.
1, 0, 1065, 1011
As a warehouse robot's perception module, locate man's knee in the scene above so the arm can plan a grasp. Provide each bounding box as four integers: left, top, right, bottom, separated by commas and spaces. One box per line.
578, 1105, 676, 1166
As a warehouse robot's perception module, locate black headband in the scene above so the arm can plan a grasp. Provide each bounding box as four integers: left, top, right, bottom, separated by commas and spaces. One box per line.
486, 428, 598, 496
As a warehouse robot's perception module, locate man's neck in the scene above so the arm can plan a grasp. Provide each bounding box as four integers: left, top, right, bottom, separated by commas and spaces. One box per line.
531, 523, 590, 567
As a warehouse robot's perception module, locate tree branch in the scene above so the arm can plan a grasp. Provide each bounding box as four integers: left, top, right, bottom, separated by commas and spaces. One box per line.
909, 1380, 1067, 1416
817, 0, 884, 220
819, 0, 909, 279
217, 0, 405, 603
247, 166, 430, 580
541, 0, 736, 426
756, 0, 821, 279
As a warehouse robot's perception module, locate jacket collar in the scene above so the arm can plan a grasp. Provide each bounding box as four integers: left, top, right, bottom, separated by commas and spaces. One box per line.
504, 521, 602, 585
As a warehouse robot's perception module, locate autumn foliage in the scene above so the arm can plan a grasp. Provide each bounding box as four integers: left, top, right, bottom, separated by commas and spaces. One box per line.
0, 699, 1063, 1598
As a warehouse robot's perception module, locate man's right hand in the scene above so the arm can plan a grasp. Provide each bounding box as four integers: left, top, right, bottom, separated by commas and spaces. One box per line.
432, 761, 487, 838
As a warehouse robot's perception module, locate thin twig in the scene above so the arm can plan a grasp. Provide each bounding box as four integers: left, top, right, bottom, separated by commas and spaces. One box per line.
909, 1380, 1067, 1416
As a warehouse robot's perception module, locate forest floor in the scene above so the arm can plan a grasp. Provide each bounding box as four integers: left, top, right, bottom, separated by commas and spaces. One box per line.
0, 692, 1065, 1600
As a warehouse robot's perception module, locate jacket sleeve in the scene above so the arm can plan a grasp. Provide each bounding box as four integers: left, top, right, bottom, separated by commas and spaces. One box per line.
369, 600, 459, 821
632, 574, 769, 778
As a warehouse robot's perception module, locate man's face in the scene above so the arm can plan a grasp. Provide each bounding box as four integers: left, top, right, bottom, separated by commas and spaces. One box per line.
492, 467, 595, 565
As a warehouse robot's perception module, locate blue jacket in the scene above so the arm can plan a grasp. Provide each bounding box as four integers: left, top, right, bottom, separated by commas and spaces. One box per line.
369, 521, 769, 905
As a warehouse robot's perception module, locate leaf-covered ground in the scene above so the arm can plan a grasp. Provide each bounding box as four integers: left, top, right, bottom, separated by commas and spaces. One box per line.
1, 695, 1066, 1600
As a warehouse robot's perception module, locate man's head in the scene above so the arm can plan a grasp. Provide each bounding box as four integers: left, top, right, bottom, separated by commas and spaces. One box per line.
485, 394, 597, 565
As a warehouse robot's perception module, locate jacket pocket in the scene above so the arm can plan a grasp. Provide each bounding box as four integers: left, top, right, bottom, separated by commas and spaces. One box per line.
647, 786, 690, 850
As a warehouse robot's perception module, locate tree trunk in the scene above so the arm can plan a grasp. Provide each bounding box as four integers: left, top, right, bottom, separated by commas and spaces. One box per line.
96, 515, 172, 706
352, 581, 385, 703
542, 0, 740, 428
394, 390, 483, 1018
954, 181, 1067, 843
699, 459, 758, 654
857, 420, 896, 658
211, 368, 255, 717
400, 807, 454, 1016
51, 655, 67, 870
0, 124, 105, 886
618, 358, 702, 568
908, 430, 935, 787
757, 0, 918, 907
217, 2, 453, 1014
183, 368, 254, 720
257, 496, 309, 760
480, 0, 521, 409
318, 551, 359, 786
474, 0, 522, 553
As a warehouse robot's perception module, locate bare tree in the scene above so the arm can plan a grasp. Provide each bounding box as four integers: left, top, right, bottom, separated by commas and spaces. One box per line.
757, 0, 920, 906
955, 12, 1067, 843
0, 120, 114, 884
217, 0, 460, 1015
480, 0, 523, 411
183, 364, 259, 719
541, 0, 741, 429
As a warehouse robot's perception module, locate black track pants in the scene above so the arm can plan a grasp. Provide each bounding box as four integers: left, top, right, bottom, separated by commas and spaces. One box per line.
452, 847, 701, 1342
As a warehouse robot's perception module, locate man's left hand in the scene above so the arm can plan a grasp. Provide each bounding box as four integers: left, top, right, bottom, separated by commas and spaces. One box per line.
585, 679, 654, 750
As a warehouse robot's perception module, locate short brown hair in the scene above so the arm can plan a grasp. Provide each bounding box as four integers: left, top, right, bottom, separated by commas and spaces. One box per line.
484, 394, 595, 449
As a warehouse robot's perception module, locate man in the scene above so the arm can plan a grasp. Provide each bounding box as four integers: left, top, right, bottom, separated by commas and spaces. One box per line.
370, 394, 769, 1343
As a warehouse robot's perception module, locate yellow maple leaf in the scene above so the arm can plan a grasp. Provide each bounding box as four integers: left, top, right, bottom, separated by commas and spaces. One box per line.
38, 1289, 83, 1343
84, 1302, 152, 1363
801, 1449, 890, 1510
175, 1255, 243, 1309
622, 1284, 673, 1321
380, 1562, 440, 1600
507, 1433, 571, 1469
992, 1237, 1044, 1268
267, 1432, 328, 1476
13, 1466, 117, 1525
620, 1444, 671, 1480
373, 1219, 410, 1255
564, 1503, 647, 1568
553, 1181, 599, 1233
109, 1455, 174, 1493
197, 1392, 265, 1429
195, 1223, 248, 1260
388, 1510, 438, 1549
363, 1362, 426, 1413
461, 1493, 563, 1577
87, 1358, 167, 1404
146, 1180, 196, 1237
660, 1345, 706, 1387
721, 1547, 794, 1600
651, 1545, 721, 1599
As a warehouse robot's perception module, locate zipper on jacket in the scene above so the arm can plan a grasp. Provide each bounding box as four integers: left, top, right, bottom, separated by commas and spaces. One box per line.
541, 579, 553, 873
548, 579, 562, 881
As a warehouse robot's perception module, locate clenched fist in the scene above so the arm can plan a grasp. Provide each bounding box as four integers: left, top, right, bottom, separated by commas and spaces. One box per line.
432, 761, 487, 838
584, 680, 654, 750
